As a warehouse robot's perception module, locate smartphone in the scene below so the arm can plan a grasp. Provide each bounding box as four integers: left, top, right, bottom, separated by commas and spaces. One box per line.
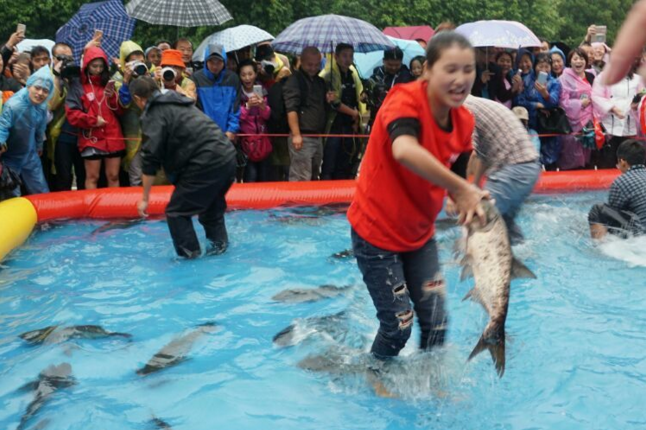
253, 84, 263, 98
595, 25, 607, 44
16, 23, 26, 34
537, 71, 548, 86
94, 29, 103, 40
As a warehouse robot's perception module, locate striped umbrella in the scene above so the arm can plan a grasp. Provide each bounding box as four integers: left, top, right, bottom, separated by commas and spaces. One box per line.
125, 0, 232, 27
56, 0, 136, 63
272, 14, 395, 54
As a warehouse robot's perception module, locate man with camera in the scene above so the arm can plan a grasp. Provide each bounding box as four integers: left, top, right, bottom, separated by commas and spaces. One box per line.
47, 42, 85, 191
156, 49, 196, 99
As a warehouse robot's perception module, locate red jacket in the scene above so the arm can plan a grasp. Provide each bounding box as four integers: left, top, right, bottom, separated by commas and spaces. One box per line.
65, 47, 124, 153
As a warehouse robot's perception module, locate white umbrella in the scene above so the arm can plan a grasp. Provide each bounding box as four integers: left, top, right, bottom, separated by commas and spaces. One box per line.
193, 25, 274, 62
17, 39, 56, 55
456, 20, 541, 49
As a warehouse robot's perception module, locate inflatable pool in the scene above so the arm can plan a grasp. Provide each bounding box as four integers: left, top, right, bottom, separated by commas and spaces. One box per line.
0, 169, 619, 261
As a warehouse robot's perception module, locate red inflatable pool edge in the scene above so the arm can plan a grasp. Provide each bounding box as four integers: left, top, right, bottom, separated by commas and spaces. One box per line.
24, 171, 619, 222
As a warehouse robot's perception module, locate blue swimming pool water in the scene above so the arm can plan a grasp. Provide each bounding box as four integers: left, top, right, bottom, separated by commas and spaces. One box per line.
1, 192, 646, 430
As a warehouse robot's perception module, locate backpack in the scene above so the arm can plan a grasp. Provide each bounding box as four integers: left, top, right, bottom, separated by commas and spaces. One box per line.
267, 71, 309, 134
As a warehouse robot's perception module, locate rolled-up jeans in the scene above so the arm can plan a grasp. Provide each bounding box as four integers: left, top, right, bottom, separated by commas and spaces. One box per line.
485, 161, 541, 244
351, 229, 447, 359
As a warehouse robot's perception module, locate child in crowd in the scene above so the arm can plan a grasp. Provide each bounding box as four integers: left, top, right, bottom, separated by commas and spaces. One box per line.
409, 56, 425, 80
348, 32, 488, 361
0, 66, 53, 196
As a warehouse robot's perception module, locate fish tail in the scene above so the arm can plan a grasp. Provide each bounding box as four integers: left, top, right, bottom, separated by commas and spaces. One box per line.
468, 323, 506, 377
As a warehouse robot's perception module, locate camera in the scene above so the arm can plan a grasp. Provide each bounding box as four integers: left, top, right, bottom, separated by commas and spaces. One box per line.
130, 61, 148, 77
161, 67, 177, 82
57, 55, 81, 80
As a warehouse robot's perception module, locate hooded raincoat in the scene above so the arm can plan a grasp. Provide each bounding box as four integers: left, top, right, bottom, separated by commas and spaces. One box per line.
190, 44, 240, 134
65, 46, 125, 156
0, 66, 54, 195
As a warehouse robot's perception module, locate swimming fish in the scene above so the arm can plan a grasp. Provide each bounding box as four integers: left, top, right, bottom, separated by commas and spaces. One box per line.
136, 323, 217, 376
272, 312, 366, 349
330, 249, 354, 260
271, 285, 352, 303
460, 199, 536, 377
17, 363, 75, 430
19, 325, 132, 345
91, 219, 145, 235
150, 417, 173, 429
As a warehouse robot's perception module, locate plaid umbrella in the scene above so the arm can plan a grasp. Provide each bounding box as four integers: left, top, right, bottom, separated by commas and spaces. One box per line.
272, 14, 395, 54
56, 0, 135, 63
193, 25, 273, 61
125, 0, 232, 27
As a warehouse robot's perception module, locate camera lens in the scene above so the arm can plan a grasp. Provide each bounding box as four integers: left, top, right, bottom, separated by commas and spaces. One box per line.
162, 69, 176, 81
134, 64, 148, 77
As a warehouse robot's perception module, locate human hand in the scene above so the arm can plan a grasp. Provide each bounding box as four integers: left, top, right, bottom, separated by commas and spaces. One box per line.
536, 102, 545, 109
7, 31, 25, 49
96, 116, 107, 128
586, 24, 597, 41
123, 63, 134, 83
84, 34, 102, 52
0, 143, 7, 154
154, 69, 162, 82
581, 98, 591, 108
360, 91, 368, 103
445, 198, 458, 217
481, 70, 492, 84
326, 91, 337, 103
137, 199, 149, 218
602, 0, 646, 85
12, 62, 30, 84
292, 134, 303, 151
451, 184, 490, 226
612, 106, 626, 119
225, 131, 236, 142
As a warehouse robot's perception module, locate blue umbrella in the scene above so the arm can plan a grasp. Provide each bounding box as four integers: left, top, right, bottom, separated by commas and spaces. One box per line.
354, 36, 425, 79
56, 0, 136, 63
193, 25, 273, 62
456, 20, 541, 49
272, 14, 394, 54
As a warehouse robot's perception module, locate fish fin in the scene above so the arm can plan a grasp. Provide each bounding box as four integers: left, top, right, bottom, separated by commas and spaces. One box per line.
511, 258, 537, 280
468, 329, 506, 378
110, 332, 133, 339
272, 324, 296, 346
459, 261, 474, 281
461, 287, 483, 306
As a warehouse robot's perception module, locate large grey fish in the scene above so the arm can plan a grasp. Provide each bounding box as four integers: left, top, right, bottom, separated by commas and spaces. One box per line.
271, 285, 351, 303
91, 219, 145, 235
19, 325, 132, 345
136, 323, 217, 376
460, 200, 536, 377
17, 363, 75, 430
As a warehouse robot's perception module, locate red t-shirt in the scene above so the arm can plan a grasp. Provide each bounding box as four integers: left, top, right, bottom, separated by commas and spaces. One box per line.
347, 80, 474, 252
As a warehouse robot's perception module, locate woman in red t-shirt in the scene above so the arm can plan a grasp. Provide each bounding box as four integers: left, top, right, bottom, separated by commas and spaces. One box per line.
348, 32, 488, 359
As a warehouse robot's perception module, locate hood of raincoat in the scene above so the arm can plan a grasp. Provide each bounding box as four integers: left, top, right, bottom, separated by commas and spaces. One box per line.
119, 41, 144, 69
515, 48, 535, 74
549, 46, 566, 63
15, 65, 55, 107
203, 44, 227, 83
81, 46, 109, 84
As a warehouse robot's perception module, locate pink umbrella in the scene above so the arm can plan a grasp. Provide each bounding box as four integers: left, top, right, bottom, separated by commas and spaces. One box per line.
383, 26, 435, 43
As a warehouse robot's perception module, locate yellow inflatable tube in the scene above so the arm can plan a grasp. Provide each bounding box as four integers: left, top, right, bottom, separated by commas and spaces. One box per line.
0, 198, 37, 261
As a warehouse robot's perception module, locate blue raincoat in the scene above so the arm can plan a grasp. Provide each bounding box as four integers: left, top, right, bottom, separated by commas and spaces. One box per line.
190, 44, 240, 134
0, 66, 54, 196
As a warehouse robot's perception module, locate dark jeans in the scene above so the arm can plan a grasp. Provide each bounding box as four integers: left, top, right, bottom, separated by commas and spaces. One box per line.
351, 229, 447, 358
166, 159, 236, 258
321, 121, 356, 180
243, 157, 271, 183
54, 139, 86, 191
588, 203, 642, 237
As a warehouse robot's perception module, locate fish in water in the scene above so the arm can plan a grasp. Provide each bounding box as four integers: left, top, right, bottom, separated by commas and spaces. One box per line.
460, 199, 536, 377
271, 285, 352, 303
91, 219, 145, 235
330, 249, 354, 260
19, 325, 132, 345
17, 363, 75, 430
151, 417, 173, 429
137, 323, 217, 376
272, 312, 366, 349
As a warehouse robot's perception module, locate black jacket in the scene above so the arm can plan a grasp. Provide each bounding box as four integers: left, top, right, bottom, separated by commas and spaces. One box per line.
140, 91, 236, 183
283, 70, 327, 133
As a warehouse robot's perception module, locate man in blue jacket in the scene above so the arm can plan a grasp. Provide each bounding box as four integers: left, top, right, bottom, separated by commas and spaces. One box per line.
190, 44, 240, 142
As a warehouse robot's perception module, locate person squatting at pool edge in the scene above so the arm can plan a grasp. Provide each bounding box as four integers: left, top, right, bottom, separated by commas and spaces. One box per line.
588, 139, 646, 240
130, 76, 237, 258
347, 31, 489, 359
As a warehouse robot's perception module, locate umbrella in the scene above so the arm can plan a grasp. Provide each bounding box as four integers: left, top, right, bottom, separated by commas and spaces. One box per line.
17, 39, 56, 55
56, 0, 135, 63
354, 36, 425, 79
383, 26, 435, 43
193, 25, 273, 62
455, 20, 541, 49
271, 14, 395, 54
125, 0, 232, 27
